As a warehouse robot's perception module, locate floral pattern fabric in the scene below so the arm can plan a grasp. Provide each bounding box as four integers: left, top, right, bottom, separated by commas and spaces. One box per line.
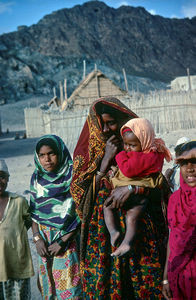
82, 183, 166, 299
38, 225, 82, 300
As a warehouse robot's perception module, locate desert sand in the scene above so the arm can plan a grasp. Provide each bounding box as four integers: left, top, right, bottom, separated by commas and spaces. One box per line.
0, 121, 195, 299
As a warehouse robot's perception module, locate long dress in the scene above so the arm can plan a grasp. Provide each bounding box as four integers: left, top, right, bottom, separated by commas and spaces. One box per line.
70, 97, 168, 299
82, 181, 167, 299
30, 134, 82, 300
0, 193, 34, 300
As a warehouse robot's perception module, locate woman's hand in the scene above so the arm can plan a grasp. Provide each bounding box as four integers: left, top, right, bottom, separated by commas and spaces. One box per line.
104, 186, 132, 209
48, 242, 62, 256
99, 135, 120, 175
104, 135, 120, 160
162, 282, 172, 300
48, 230, 77, 256
35, 238, 50, 257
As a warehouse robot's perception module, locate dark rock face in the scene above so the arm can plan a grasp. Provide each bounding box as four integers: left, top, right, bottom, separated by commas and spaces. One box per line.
0, 1, 196, 102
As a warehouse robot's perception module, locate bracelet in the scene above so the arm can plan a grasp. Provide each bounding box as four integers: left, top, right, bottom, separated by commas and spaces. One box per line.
96, 170, 105, 177
128, 185, 133, 193
33, 235, 41, 243
162, 280, 169, 285
33, 232, 40, 237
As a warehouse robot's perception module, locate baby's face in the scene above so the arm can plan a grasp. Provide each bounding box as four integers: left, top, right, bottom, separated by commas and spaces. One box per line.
123, 132, 142, 153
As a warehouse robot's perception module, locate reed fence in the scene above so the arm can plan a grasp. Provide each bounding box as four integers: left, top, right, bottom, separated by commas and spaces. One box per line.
24, 90, 196, 154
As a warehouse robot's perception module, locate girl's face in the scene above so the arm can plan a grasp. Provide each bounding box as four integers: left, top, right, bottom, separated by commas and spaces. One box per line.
0, 171, 9, 196
123, 132, 142, 152
101, 113, 119, 138
38, 145, 59, 172
180, 158, 196, 187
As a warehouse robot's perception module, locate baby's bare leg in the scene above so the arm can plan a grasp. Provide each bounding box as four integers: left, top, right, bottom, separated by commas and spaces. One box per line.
103, 206, 121, 247
111, 205, 143, 257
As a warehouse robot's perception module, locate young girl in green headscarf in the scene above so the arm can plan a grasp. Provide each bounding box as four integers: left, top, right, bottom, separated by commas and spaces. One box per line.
30, 135, 82, 299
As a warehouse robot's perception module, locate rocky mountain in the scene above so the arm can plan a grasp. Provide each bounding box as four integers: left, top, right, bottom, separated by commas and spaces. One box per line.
0, 1, 196, 102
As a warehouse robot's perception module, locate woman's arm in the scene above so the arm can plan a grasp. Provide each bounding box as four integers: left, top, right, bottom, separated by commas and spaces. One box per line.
162, 236, 172, 300
104, 185, 133, 208
104, 185, 149, 209
32, 221, 49, 257
95, 135, 119, 190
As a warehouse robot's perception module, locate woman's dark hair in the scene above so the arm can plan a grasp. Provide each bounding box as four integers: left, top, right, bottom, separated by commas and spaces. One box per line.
176, 140, 196, 157
95, 102, 130, 123
36, 138, 59, 155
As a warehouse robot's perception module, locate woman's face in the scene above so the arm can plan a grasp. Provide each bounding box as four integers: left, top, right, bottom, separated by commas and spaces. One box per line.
38, 145, 59, 172
101, 113, 119, 138
180, 157, 196, 187
0, 171, 9, 196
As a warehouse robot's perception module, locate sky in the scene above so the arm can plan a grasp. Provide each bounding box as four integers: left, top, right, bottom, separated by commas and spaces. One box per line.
0, 0, 196, 35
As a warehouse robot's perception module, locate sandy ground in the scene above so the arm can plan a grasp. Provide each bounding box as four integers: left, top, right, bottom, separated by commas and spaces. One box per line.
0, 127, 195, 299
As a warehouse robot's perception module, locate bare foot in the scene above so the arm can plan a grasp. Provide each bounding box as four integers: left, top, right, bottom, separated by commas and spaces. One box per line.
110, 230, 121, 247
111, 242, 131, 257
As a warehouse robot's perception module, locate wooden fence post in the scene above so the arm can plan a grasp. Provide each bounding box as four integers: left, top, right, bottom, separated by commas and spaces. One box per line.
59, 81, 64, 105
83, 60, 86, 80
187, 68, 192, 91
122, 68, 129, 92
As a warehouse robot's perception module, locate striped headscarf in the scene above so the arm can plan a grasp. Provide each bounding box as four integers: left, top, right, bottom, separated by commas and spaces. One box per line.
30, 134, 80, 235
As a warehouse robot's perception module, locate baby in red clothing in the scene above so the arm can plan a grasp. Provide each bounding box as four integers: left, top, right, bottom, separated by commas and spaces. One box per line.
104, 118, 172, 257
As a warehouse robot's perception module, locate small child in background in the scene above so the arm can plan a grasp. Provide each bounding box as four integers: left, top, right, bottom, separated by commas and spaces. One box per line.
0, 159, 34, 300
162, 140, 196, 300
165, 136, 190, 192
104, 118, 172, 257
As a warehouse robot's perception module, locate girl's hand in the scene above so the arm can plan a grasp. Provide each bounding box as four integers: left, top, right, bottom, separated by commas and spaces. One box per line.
162, 282, 172, 300
35, 238, 49, 257
48, 242, 62, 256
104, 186, 131, 209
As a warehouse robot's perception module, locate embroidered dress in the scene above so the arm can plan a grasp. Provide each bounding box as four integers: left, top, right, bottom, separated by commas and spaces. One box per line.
82, 182, 166, 299
30, 135, 82, 300
167, 174, 196, 300
70, 98, 167, 299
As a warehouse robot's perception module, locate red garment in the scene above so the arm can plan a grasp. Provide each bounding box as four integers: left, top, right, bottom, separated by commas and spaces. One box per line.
115, 150, 164, 177
167, 174, 196, 300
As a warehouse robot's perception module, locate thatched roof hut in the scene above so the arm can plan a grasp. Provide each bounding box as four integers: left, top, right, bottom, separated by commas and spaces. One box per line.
62, 69, 127, 110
